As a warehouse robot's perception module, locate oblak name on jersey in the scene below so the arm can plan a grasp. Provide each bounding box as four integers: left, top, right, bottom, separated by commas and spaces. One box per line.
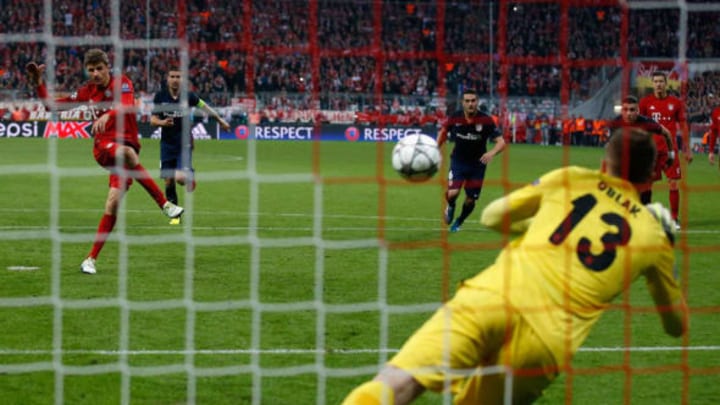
597, 180, 643, 217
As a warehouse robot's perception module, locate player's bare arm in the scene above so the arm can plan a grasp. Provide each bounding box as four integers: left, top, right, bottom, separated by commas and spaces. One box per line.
91, 112, 111, 135
25, 62, 45, 86
150, 115, 174, 127
479, 135, 506, 164
26, 62, 81, 110
659, 125, 675, 167
198, 100, 230, 131
436, 126, 448, 148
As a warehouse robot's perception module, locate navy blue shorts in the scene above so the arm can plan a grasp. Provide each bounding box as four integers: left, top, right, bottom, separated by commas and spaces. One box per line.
160, 145, 193, 179
448, 159, 487, 199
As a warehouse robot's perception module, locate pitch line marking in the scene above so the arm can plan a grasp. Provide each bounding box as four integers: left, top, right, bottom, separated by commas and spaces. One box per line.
6, 266, 40, 271
0, 346, 718, 356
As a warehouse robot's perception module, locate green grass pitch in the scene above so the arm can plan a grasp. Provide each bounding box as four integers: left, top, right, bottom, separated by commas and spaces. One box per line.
0, 137, 718, 404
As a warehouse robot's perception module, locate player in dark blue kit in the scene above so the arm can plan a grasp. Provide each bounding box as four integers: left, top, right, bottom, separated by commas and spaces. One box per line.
437, 89, 506, 232
151, 67, 230, 224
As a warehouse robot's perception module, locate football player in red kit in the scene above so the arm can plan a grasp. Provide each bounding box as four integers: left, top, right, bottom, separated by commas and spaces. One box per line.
639, 71, 693, 228
26, 49, 183, 274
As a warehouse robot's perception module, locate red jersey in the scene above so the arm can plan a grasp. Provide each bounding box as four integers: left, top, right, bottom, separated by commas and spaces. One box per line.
639, 93, 686, 149
709, 106, 720, 152
37, 75, 140, 151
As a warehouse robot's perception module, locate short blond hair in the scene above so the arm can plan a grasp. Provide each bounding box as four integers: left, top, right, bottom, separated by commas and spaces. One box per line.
84, 49, 109, 66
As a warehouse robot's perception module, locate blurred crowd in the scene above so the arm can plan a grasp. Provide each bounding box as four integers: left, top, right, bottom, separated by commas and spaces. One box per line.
1, 0, 720, 127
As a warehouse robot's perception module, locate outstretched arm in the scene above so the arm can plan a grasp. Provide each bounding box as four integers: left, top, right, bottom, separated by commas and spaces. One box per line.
198, 99, 230, 131
26, 62, 85, 110
480, 135, 506, 164
644, 203, 687, 337
481, 177, 543, 234
26, 62, 44, 87
644, 267, 687, 337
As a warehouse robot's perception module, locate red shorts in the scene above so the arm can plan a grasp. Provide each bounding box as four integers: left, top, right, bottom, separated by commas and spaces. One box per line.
93, 140, 133, 189
662, 147, 682, 180
651, 135, 681, 181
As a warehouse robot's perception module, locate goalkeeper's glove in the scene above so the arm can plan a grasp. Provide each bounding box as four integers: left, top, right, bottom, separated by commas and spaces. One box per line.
646, 202, 677, 244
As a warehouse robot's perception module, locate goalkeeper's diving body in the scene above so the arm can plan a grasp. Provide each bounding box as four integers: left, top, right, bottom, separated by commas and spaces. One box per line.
342, 127, 687, 405
26, 49, 184, 275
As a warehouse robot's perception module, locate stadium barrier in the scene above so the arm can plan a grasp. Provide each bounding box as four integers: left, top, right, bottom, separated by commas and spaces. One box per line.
0, 119, 439, 143
1, 120, 709, 148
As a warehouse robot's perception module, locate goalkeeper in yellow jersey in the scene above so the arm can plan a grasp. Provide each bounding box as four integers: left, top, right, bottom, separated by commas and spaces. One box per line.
342, 128, 687, 405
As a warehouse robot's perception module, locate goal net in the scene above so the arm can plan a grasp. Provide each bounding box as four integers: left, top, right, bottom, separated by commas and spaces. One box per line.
1, 0, 719, 404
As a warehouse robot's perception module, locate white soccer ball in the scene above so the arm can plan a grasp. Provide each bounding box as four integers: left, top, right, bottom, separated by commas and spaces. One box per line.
391, 134, 441, 182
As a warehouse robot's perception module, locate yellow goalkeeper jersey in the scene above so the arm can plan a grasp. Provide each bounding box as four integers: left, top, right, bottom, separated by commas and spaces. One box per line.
472, 166, 681, 366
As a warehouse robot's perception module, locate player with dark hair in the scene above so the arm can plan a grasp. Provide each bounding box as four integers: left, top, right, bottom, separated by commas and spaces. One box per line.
639, 71, 693, 228
608, 95, 674, 204
342, 127, 686, 405
26, 49, 183, 275
437, 89, 506, 233
151, 67, 230, 224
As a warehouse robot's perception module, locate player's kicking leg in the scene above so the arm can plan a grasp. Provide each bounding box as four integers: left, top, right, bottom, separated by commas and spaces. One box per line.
107, 144, 182, 217
80, 257, 97, 275
80, 185, 124, 275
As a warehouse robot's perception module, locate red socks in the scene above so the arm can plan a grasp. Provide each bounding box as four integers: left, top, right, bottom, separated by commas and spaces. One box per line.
132, 164, 167, 207
669, 189, 679, 221
88, 214, 117, 259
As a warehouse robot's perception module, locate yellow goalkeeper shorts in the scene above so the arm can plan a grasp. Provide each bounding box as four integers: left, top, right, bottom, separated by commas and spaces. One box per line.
388, 286, 558, 404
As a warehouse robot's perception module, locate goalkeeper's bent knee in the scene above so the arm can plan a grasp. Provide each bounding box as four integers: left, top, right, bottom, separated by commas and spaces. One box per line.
342, 380, 395, 405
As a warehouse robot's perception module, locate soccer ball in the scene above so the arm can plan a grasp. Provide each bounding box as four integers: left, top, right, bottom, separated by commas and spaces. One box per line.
391, 134, 441, 182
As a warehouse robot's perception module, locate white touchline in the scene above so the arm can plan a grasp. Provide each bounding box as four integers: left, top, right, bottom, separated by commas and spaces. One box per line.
7, 266, 40, 271
0, 346, 718, 356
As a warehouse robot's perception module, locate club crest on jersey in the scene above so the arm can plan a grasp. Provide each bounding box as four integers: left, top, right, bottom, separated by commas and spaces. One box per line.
475, 124, 483, 131
668, 104, 674, 111
104, 90, 112, 98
